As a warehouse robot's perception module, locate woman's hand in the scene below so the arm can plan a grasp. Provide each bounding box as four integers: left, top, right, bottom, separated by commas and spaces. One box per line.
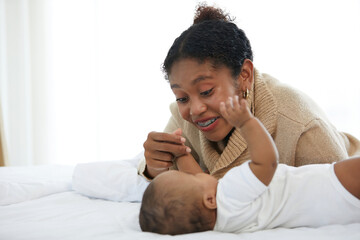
143, 128, 191, 179
220, 96, 253, 128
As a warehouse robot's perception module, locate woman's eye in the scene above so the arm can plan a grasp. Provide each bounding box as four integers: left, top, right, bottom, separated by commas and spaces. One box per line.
200, 88, 214, 96
176, 97, 189, 103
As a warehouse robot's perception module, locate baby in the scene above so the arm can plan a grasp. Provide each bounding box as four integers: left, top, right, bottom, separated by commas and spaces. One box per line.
139, 96, 360, 235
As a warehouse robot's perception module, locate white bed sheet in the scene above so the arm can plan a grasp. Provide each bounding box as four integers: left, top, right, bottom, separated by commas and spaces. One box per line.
1, 191, 359, 240
0, 161, 359, 240
0, 165, 74, 205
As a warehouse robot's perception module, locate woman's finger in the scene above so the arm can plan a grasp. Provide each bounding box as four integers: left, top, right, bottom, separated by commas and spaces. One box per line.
149, 131, 185, 145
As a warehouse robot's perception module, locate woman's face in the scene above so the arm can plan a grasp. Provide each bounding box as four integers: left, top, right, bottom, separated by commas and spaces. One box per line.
169, 58, 240, 142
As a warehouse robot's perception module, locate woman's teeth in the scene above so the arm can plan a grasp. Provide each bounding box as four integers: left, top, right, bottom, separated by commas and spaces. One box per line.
197, 118, 217, 127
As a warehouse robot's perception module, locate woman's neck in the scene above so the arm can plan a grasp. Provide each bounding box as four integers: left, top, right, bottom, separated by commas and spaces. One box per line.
213, 127, 235, 153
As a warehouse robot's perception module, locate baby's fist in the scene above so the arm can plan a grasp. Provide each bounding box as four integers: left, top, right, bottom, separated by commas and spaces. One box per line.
220, 96, 253, 128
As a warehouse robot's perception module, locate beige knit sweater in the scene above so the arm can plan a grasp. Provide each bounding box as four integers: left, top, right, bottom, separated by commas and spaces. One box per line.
139, 69, 360, 179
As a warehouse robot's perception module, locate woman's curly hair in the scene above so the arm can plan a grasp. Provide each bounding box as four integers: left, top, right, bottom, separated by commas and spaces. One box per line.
162, 3, 253, 80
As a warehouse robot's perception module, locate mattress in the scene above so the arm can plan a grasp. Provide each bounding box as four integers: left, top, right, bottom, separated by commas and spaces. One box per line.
0, 158, 359, 240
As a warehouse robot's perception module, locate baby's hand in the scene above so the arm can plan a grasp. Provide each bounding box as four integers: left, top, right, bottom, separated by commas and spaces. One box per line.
220, 96, 253, 128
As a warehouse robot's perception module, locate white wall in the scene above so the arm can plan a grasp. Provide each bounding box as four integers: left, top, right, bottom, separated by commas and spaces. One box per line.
1, 0, 359, 165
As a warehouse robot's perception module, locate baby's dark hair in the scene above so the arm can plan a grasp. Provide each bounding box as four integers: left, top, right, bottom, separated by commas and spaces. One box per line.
139, 179, 213, 235
162, 3, 253, 80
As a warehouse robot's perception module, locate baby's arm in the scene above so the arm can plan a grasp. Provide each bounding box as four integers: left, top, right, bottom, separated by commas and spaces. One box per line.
220, 96, 278, 185
172, 129, 203, 175
175, 153, 203, 174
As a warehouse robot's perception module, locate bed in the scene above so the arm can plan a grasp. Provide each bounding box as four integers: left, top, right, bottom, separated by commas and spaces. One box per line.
1, 155, 359, 240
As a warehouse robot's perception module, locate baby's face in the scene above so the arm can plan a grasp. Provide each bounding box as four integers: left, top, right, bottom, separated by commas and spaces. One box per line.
154, 170, 218, 195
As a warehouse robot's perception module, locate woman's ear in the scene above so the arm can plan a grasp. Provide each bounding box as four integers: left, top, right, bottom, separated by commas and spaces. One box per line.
237, 59, 254, 91
202, 192, 217, 210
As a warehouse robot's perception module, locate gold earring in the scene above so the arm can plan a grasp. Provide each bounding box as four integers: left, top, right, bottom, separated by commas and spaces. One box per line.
243, 89, 249, 99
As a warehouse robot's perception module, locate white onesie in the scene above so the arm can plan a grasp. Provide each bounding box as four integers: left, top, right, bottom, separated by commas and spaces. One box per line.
214, 161, 360, 233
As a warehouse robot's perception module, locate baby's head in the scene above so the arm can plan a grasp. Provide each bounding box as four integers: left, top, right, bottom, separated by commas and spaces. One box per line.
139, 170, 218, 235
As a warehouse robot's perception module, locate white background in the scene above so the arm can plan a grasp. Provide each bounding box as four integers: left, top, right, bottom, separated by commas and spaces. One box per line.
1, 0, 359, 165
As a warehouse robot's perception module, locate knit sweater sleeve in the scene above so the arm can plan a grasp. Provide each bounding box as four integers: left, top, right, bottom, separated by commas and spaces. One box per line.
295, 118, 349, 166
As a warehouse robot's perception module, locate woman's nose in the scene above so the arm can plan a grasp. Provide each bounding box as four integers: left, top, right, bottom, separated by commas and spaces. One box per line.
190, 99, 207, 116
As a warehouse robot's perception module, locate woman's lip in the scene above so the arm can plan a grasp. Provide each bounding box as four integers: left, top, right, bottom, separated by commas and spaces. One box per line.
195, 117, 220, 132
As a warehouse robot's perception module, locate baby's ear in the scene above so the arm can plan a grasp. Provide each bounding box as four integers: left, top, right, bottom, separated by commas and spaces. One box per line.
203, 193, 217, 210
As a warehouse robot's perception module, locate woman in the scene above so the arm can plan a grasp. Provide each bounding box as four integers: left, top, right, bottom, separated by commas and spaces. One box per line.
139, 4, 360, 180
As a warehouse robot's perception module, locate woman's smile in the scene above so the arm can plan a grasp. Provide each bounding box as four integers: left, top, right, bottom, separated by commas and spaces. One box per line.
169, 58, 241, 142
194, 117, 220, 131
